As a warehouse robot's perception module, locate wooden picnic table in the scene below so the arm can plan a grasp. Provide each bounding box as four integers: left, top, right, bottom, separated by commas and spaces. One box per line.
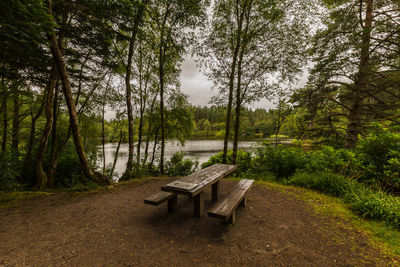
161, 164, 237, 217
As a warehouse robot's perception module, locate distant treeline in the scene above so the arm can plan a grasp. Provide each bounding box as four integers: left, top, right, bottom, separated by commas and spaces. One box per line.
103, 105, 306, 143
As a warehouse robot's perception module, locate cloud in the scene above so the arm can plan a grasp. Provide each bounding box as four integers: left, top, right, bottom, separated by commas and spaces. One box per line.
180, 56, 277, 110
180, 56, 216, 106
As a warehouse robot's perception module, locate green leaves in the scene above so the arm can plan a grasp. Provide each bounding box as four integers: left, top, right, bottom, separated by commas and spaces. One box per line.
0, 0, 54, 69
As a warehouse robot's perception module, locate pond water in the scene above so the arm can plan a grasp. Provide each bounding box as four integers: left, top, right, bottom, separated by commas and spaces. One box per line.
97, 140, 263, 177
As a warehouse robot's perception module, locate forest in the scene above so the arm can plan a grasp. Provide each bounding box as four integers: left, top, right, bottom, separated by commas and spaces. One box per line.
1, 0, 400, 228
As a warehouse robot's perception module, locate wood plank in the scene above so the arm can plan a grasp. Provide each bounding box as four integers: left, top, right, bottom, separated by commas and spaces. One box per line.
208, 179, 252, 214
161, 164, 237, 196
217, 189, 246, 217
208, 179, 254, 220
144, 191, 176, 206
165, 181, 198, 191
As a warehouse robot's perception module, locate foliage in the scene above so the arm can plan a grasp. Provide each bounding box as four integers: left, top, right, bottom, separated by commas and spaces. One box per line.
165, 152, 198, 177
294, 0, 400, 147
53, 143, 92, 188
0, 150, 21, 191
252, 145, 307, 179
356, 130, 400, 192
287, 171, 357, 198
67, 178, 100, 192
286, 171, 400, 229
201, 149, 252, 176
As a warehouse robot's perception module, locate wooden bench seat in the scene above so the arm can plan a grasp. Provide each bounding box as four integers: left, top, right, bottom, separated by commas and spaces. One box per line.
144, 191, 177, 212
208, 179, 254, 224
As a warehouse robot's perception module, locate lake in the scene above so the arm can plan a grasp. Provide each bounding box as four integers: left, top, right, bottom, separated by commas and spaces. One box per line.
97, 140, 262, 176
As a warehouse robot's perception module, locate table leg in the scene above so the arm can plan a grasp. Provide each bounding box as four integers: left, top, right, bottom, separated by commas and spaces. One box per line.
212, 181, 220, 202
239, 197, 247, 208
168, 195, 177, 212
193, 192, 204, 217
227, 210, 236, 224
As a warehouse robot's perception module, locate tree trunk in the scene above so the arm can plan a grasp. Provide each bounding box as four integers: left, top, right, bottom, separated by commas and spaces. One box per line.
136, 49, 145, 165
222, 3, 245, 164
159, 60, 165, 174
150, 126, 160, 169
46, 0, 111, 185
102, 103, 106, 175
47, 82, 59, 187
110, 130, 123, 179
123, 35, 135, 179
345, 0, 373, 148
232, 48, 245, 165
35, 64, 57, 190
22, 92, 46, 182
11, 84, 20, 152
2, 80, 7, 152
143, 93, 158, 166
121, 0, 147, 180
158, 3, 171, 175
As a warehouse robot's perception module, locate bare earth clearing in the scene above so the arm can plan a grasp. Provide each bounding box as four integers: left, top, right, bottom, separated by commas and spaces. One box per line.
0, 178, 397, 266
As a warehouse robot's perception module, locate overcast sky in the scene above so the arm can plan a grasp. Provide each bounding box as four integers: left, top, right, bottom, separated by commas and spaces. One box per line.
179, 56, 277, 110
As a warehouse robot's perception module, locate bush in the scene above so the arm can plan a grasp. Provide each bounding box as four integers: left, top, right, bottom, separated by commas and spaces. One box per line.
304, 147, 359, 176
0, 150, 22, 191
201, 149, 252, 176
287, 171, 357, 198
252, 144, 307, 179
287, 171, 400, 229
356, 131, 400, 192
67, 177, 100, 192
345, 188, 400, 229
165, 152, 198, 177
54, 143, 87, 187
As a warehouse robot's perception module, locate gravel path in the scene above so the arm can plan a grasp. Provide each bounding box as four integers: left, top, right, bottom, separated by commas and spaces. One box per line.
0, 178, 396, 266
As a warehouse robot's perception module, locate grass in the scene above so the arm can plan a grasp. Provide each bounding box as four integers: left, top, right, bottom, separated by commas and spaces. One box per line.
0, 191, 53, 209
286, 171, 400, 230
255, 180, 400, 259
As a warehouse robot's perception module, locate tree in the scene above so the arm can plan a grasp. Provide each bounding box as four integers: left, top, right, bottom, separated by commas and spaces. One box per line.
149, 0, 208, 174
120, 0, 149, 180
202, 0, 313, 163
45, 0, 111, 186
303, 0, 400, 148
273, 93, 290, 147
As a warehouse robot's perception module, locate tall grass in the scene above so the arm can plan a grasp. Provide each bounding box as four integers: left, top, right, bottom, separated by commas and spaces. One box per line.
287, 171, 400, 229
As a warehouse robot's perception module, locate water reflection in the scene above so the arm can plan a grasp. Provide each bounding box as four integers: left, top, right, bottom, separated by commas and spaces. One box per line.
97, 140, 261, 176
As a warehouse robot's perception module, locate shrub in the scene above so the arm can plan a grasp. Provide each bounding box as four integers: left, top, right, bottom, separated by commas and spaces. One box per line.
252, 144, 307, 179
287, 171, 400, 229
344, 187, 400, 229
201, 149, 252, 176
165, 152, 198, 177
305, 147, 359, 176
54, 143, 87, 187
287, 171, 357, 198
0, 150, 21, 191
356, 131, 400, 192
67, 177, 100, 192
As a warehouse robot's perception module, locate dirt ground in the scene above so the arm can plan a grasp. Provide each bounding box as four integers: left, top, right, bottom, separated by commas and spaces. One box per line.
0, 178, 397, 266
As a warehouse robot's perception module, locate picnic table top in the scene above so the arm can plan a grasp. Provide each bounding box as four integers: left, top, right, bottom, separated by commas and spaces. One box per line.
161, 164, 237, 196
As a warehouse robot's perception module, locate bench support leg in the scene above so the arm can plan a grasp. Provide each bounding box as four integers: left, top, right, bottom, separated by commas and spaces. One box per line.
193, 192, 204, 217
239, 197, 247, 208
212, 181, 220, 202
167, 195, 177, 213
227, 210, 236, 224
